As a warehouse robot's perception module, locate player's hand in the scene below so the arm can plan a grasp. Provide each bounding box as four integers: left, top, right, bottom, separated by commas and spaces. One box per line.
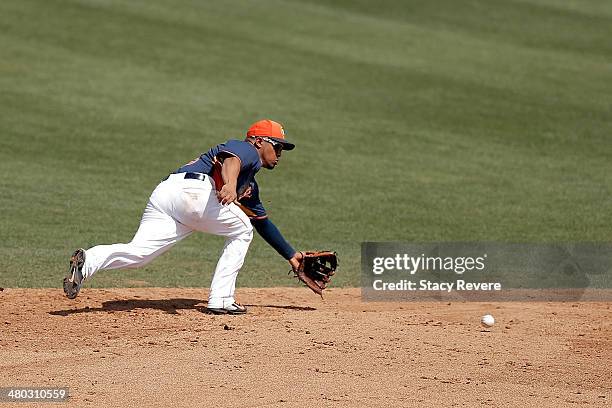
217, 184, 237, 205
288, 251, 304, 271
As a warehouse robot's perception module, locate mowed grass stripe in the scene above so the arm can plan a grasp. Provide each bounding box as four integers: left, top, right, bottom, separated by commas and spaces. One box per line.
0, 0, 610, 287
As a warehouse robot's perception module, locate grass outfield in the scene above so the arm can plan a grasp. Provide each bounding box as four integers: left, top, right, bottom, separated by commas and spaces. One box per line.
0, 0, 610, 288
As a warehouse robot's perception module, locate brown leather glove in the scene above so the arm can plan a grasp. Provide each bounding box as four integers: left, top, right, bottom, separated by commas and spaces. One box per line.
291, 251, 338, 297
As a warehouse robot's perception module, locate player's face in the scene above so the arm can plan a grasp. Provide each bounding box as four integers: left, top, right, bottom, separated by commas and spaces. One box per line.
261, 139, 282, 169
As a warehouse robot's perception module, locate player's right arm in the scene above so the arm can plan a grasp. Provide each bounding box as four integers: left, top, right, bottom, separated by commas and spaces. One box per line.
217, 156, 240, 205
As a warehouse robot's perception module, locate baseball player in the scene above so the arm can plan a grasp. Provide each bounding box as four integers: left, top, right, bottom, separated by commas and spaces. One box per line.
63, 119, 307, 314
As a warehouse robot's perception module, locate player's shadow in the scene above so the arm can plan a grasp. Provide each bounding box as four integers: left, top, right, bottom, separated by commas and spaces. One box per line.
243, 304, 316, 311
49, 299, 316, 316
49, 298, 205, 316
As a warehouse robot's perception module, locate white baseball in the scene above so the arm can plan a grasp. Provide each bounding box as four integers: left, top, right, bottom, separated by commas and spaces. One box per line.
481, 314, 495, 328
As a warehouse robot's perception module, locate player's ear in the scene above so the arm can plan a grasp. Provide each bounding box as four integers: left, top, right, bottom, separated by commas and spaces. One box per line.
253, 137, 264, 149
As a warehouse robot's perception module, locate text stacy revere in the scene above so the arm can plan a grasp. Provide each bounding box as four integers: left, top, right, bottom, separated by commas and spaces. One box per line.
372, 279, 502, 292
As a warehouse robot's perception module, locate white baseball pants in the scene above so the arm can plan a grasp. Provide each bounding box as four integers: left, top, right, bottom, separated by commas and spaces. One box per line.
81, 173, 253, 308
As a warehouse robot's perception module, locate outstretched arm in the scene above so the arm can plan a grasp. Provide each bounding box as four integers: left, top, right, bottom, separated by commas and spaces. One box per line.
251, 218, 302, 268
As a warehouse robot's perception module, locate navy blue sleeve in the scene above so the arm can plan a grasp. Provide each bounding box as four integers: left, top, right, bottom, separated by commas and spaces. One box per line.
176, 140, 258, 175
251, 218, 296, 260
219, 140, 261, 172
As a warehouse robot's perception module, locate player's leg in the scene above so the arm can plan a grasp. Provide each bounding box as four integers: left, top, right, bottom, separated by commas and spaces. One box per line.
81, 200, 193, 279
204, 205, 253, 313
171, 176, 253, 312
64, 180, 194, 299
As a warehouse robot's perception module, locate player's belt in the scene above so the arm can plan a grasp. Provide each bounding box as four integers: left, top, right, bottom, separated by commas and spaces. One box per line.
163, 171, 257, 218
162, 172, 208, 182
183, 172, 207, 181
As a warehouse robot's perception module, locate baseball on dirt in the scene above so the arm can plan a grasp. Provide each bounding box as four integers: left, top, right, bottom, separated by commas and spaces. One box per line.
481, 314, 495, 328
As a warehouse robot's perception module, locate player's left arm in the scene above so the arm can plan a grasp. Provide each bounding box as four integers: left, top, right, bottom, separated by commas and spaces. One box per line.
252, 218, 306, 273
251, 217, 298, 264
239, 181, 301, 268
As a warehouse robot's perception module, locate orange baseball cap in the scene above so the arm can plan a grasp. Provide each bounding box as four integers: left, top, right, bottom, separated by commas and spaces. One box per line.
246, 119, 295, 150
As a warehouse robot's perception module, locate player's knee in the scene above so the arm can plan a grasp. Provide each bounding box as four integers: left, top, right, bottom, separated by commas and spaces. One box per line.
229, 222, 253, 243
240, 224, 254, 242
125, 242, 166, 266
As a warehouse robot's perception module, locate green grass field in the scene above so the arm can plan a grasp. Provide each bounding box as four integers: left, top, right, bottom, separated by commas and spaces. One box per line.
0, 0, 610, 288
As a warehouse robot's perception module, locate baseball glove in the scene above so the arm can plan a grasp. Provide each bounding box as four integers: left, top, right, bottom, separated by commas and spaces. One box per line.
292, 251, 338, 297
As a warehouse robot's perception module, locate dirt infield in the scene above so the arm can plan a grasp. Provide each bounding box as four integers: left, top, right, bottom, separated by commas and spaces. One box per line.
0, 288, 610, 407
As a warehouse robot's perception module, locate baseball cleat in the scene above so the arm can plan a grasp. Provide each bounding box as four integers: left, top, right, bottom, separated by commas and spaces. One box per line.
206, 302, 247, 315
63, 248, 85, 299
